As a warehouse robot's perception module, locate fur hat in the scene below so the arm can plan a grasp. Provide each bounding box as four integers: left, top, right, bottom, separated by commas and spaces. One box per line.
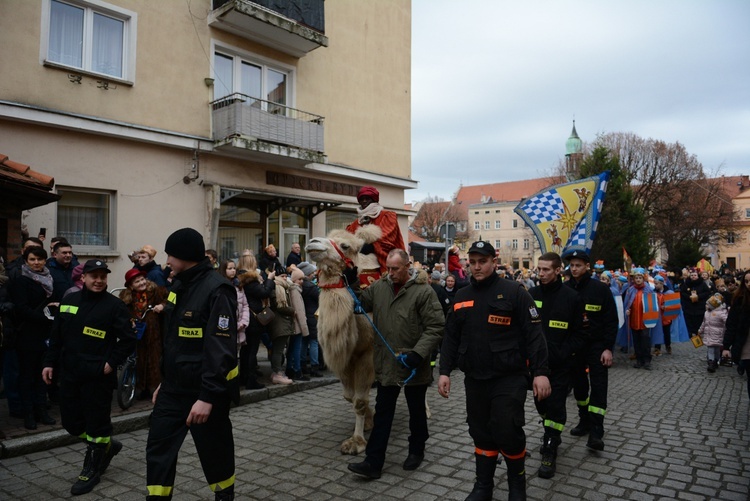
707, 293, 724, 310
139, 245, 157, 258
164, 228, 205, 263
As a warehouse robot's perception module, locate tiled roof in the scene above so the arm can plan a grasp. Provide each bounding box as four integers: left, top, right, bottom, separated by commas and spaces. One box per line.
455, 176, 564, 207
0, 153, 55, 188
408, 230, 426, 243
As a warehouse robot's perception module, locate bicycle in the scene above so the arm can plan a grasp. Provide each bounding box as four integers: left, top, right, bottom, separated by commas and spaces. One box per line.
110, 288, 155, 410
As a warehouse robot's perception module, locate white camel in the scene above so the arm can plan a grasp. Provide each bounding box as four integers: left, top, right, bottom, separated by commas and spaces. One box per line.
305, 229, 375, 455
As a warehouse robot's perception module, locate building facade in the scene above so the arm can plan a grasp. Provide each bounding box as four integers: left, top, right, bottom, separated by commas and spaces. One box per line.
0, 0, 414, 278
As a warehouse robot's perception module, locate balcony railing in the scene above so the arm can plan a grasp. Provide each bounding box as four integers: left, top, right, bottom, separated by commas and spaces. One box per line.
211, 93, 324, 153
209, 0, 328, 57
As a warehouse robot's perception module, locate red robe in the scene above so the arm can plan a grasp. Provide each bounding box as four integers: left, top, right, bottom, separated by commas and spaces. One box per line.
346, 210, 405, 273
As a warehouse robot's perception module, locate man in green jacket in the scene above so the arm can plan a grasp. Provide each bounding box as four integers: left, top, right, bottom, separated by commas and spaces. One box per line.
348, 249, 444, 479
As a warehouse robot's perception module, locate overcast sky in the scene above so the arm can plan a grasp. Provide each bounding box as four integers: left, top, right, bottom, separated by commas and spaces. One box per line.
408, 0, 750, 203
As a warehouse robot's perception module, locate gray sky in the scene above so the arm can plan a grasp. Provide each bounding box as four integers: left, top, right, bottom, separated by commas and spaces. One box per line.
409, 0, 750, 203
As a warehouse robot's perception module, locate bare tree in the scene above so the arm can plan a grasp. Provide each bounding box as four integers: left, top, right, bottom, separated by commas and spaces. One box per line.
411, 196, 468, 243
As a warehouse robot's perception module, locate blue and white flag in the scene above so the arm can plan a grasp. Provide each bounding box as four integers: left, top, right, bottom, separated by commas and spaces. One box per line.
514, 172, 610, 255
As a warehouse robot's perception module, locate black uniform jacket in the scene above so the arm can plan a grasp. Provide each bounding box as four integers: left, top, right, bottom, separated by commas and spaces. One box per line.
162, 259, 238, 404
440, 272, 549, 380
528, 277, 585, 370
45, 287, 135, 380
723, 295, 750, 364
564, 272, 618, 351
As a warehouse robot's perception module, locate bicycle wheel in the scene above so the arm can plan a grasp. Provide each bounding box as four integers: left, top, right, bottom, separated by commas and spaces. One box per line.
117, 360, 137, 410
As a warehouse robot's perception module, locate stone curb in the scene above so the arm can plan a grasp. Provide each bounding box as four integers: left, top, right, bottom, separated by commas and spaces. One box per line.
0, 376, 339, 459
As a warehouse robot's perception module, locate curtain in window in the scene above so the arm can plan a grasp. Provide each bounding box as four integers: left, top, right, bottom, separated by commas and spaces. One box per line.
49, 0, 83, 68
57, 191, 110, 247
93, 13, 123, 77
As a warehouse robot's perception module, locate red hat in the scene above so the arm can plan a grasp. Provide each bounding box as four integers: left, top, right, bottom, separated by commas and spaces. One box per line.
125, 268, 146, 287
357, 186, 379, 203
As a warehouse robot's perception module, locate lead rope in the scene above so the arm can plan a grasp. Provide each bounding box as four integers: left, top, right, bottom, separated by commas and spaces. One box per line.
341, 273, 417, 386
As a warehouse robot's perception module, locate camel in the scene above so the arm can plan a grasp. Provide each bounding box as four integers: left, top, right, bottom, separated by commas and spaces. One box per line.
305, 229, 375, 455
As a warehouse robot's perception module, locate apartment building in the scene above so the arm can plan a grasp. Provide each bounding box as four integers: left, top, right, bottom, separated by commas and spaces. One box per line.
0, 0, 414, 278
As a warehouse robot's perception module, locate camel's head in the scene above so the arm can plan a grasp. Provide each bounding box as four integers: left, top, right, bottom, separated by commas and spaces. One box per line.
306, 229, 364, 277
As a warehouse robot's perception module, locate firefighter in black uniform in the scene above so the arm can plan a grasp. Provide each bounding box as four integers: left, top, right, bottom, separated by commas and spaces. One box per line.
439, 241, 550, 501
43, 259, 136, 496
146, 228, 239, 501
528, 252, 584, 479
563, 249, 618, 451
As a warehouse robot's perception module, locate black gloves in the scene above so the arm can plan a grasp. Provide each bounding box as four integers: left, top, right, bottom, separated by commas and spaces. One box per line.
360, 243, 375, 255
398, 351, 423, 369
343, 266, 359, 287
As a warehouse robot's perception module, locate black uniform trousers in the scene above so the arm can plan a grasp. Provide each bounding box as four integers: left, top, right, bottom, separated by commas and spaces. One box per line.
60, 372, 115, 442
146, 390, 234, 499
571, 340, 608, 418
534, 365, 571, 436
465, 374, 528, 456
365, 382, 428, 469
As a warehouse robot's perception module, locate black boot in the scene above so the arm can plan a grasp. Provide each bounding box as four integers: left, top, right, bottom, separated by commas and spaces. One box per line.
586, 413, 605, 451
24, 412, 37, 430
215, 485, 234, 500
465, 453, 497, 501
71, 444, 105, 495
99, 438, 122, 474
35, 406, 56, 426
570, 405, 590, 436
505, 454, 526, 501
538, 433, 561, 479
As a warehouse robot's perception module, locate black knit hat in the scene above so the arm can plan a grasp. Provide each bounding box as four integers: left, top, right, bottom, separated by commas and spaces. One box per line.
164, 228, 205, 263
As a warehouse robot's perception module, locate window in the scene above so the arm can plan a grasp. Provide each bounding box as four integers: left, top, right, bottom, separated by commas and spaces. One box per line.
495, 220, 501, 229
523, 238, 530, 250
215, 47, 293, 113
485, 211, 490, 214
495, 210, 500, 214
484, 221, 490, 230
474, 211, 479, 215
727, 232, 736, 244
474, 221, 480, 230
56, 187, 115, 251
746, 208, 750, 218
495, 240, 501, 249
512, 239, 518, 250
512, 219, 519, 228
44, 0, 136, 81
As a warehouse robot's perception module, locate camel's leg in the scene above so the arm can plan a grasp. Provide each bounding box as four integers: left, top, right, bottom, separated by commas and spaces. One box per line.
339, 371, 368, 455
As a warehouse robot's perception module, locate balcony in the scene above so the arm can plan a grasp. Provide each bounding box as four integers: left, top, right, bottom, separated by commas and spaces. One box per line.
209, 0, 328, 58
211, 93, 325, 165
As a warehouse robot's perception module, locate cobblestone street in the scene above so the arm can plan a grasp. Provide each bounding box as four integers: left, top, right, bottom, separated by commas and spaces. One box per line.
1, 342, 748, 500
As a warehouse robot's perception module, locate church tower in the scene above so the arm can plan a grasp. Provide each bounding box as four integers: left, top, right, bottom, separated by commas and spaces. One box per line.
565, 120, 583, 180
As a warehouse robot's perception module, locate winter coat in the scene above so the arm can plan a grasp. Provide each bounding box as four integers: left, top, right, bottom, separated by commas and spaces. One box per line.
9, 274, 53, 351
135, 260, 167, 287
300, 279, 319, 338
698, 304, 727, 347
119, 281, 167, 391
47, 258, 76, 302
360, 269, 444, 386
241, 271, 275, 336
258, 252, 286, 277
289, 283, 308, 337
268, 278, 296, 340
680, 277, 711, 317
724, 295, 750, 363
235, 286, 250, 345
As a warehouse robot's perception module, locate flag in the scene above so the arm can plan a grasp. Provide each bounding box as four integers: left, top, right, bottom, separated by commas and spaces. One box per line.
514, 172, 610, 255
623, 247, 632, 271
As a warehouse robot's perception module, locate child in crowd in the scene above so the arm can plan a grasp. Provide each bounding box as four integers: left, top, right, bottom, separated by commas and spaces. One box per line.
699, 293, 728, 373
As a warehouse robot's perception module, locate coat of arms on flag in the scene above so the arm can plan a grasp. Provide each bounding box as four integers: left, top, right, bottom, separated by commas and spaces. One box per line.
514, 172, 610, 255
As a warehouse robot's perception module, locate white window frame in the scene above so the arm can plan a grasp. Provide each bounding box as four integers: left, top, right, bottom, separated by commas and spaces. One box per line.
56, 186, 117, 254
484, 221, 490, 230
212, 41, 296, 110
512, 219, 519, 228
495, 220, 501, 229
512, 239, 518, 250
746, 208, 750, 218
523, 238, 530, 250
41, 0, 137, 84
474, 221, 480, 230
495, 240, 501, 249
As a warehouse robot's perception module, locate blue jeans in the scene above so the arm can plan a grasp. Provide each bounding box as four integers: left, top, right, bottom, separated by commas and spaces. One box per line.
303, 336, 319, 367
286, 334, 302, 373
